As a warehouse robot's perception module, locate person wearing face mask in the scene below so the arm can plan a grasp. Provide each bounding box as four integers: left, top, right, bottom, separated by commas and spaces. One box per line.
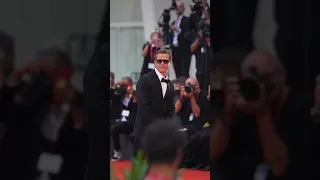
141, 31, 164, 76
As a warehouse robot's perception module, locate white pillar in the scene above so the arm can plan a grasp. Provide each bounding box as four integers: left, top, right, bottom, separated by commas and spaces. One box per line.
140, 0, 172, 41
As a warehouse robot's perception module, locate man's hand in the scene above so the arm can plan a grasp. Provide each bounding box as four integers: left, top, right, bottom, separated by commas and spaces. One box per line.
171, 25, 178, 32
198, 31, 203, 39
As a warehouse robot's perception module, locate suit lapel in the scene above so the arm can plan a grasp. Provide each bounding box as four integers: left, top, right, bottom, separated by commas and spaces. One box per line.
164, 81, 173, 99
151, 70, 164, 99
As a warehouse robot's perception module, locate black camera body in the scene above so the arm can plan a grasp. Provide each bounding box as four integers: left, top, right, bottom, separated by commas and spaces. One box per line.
185, 83, 195, 94
239, 67, 277, 102
198, 21, 210, 39
114, 85, 126, 95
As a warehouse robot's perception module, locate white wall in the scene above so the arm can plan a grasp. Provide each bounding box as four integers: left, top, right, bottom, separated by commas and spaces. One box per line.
0, 0, 106, 90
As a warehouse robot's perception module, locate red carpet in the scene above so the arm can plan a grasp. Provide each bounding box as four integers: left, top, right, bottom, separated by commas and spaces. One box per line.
111, 160, 210, 180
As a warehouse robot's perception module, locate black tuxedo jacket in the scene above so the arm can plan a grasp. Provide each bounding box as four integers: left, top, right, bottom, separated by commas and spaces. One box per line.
134, 70, 175, 146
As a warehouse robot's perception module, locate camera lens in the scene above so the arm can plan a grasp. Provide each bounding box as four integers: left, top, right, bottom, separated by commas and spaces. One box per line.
239, 78, 260, 101
185, 86, 192, 94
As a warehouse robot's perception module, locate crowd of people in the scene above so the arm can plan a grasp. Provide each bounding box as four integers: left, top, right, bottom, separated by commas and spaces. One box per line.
0, 31, 88, 180
109, 0, 211, 172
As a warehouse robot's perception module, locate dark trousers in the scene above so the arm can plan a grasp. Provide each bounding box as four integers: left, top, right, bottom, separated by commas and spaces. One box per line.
183, 124, 202, 139
110, 121, 134, 151
172, 46, 191, 78
182, 127, 210, 167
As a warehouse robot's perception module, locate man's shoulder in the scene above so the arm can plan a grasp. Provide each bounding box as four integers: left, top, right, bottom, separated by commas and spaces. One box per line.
139, 71, 154, 80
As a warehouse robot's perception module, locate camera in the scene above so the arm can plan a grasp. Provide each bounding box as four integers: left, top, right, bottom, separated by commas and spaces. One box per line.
197, 21, 210, 39
185, 83, 195, 94
114, 85, 126, 95
158, 0, 177, 45
239, 66, 277, 102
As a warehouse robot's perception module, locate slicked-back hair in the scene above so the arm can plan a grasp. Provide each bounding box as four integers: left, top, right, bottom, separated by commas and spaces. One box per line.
141, 119, 186, 165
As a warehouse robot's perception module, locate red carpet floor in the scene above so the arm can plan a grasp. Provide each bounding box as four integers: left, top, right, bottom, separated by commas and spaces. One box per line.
111, 160, 210, 180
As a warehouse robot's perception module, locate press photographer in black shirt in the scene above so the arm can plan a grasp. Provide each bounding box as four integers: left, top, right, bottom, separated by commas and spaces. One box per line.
191, 7, 210, 91
211, 49, 307, 180
175, 77, 208, 138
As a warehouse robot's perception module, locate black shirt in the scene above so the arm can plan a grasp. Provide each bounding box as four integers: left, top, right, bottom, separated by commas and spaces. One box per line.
194, 37, 210, 75
177, 90, 208, 126
211, 93, 308, 180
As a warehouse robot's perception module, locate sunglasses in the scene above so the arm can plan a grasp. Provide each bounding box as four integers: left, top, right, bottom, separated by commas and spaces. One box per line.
155, 59, 170, 64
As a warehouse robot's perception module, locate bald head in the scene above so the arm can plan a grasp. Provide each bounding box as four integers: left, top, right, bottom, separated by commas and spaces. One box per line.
176, 1, 185, 15
186, 77, 200, 92
176, 1, 184, 6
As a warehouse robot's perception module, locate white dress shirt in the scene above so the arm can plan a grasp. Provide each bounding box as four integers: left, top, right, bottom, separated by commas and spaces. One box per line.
155, 68, 168, 97
172, 15, 183, 47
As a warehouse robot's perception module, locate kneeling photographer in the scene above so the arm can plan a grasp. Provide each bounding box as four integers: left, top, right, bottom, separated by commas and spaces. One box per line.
211, 49, 307, 180
175, 77, 208, 138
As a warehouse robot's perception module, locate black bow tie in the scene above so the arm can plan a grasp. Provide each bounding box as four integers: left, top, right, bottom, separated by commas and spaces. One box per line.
161, 78, 170, 84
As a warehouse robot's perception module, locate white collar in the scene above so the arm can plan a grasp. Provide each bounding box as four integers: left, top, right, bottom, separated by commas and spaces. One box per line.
155, 68, 168, 81
177, 15, 183, 21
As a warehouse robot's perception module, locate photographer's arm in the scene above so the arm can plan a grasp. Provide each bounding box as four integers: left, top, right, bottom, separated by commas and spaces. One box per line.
211, 112, 232, 161
191, 38, 200, 54
175, 99, 183, 113
190, 96, 200, 117
142, 43, 149, 57
257, 112, 288, 176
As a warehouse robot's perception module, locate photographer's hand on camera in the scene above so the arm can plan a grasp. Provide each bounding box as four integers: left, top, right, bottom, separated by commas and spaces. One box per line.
180, 86, 194, 99
237, 85, 271, 117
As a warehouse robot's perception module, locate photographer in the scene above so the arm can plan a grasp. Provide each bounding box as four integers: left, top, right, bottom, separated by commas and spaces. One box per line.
110, 85, 137, 161
141, 31, 164, 76
191, 8, 210, 91
211, 50, 308, 180
110, 76, 133, 125
175, 77, 208, 138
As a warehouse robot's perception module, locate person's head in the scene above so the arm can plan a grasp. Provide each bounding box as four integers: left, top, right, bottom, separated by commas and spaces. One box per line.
174, 76, 187, 87
202, 0, 208, 6
154, 49, 172, 74
0, 31, 15, 78
122, 76, 133, 94
176, 1, 185, 15
211, 47, 247, 88
110, 72, 115, 86
142, 119, 186, 169
37, 47, 72, 76
122, 76, 133, 86
185, 77, 200, 95
238, 50, 287, 113
150, 31, 162, 42
203, 7, 210, 24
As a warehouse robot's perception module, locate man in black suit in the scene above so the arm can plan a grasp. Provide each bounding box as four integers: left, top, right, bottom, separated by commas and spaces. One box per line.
170, 1, 191, 78
134, 48, 175, 155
